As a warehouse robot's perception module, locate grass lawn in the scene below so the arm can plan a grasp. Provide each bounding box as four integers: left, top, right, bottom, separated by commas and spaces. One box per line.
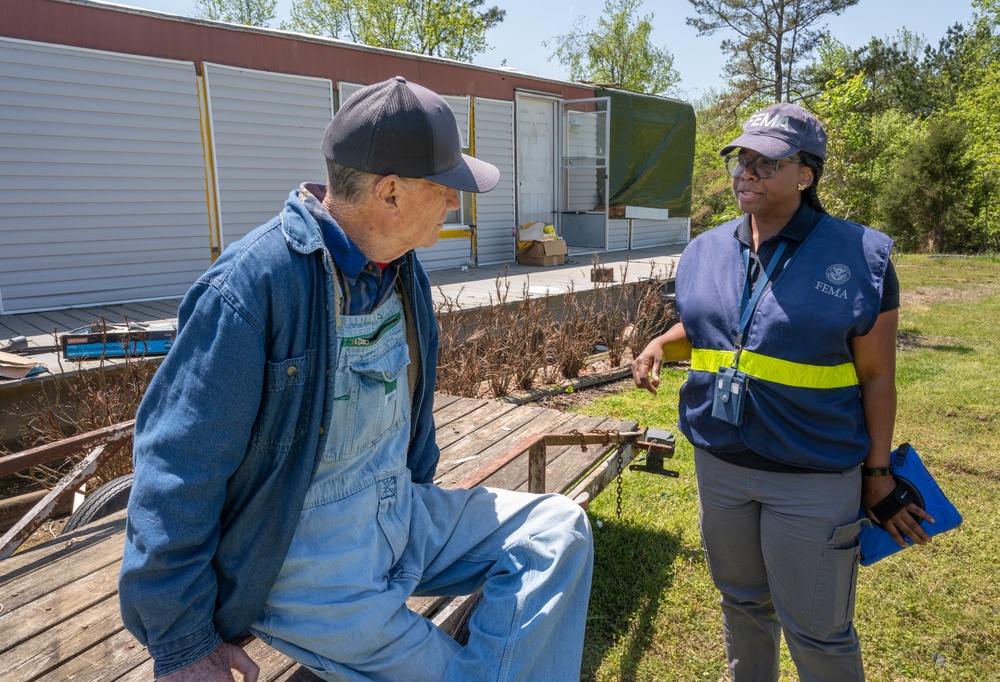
577, 254, 1000, 681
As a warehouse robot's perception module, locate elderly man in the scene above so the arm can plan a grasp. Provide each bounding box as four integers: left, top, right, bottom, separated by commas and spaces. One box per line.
119, 77, 594, 682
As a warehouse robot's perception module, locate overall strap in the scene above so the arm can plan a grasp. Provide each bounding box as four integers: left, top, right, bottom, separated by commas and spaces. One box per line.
396, 277, 421, 405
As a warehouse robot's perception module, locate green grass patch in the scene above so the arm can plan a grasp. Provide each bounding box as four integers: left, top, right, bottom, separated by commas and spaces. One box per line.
576, 254, 1000, 681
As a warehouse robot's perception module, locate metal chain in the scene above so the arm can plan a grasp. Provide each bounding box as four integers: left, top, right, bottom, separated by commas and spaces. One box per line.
570, 429, 625, 519
616, 446, 624, 519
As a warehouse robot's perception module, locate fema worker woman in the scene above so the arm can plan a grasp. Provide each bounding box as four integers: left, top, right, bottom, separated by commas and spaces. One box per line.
631, 102, 934, 681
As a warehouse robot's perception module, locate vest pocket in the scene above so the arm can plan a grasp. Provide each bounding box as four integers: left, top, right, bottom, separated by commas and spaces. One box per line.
250, 350, 315, 453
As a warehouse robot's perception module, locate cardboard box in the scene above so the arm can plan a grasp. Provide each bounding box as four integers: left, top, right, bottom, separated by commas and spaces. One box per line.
0, 350, 46, 380
517, 239, 567, 266
60, 322, 176, 360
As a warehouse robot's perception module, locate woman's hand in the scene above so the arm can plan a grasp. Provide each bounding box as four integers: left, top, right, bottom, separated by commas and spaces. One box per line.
862, 475, 935, 547
631, 322, 691, 396
632, 341, 665, 395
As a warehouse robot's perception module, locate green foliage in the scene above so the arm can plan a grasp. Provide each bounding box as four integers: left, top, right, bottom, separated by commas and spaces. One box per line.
545, 0, 679, 96
284, 0, 504, 62
688, 94, 753, 235
879, 118, 986, 253
816, 70, 925, 226
194, 0, 276, 26
805, 30, 941, 116
950, 0, 1000, 248
686, 0, 859, 106
686, 2, 999, 253
576, 255, 1000, 681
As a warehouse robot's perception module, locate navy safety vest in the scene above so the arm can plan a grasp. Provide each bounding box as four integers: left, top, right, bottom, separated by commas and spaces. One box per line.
676, 214, 894, 471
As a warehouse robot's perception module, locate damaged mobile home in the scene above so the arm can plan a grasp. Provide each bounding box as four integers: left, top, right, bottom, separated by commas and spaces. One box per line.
0, 0, 695, 315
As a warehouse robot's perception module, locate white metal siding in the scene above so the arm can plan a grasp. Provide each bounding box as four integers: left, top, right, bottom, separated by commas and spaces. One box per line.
473, 98, 516, 265
415, 236, 472, 270
206, 64, 332, 248
443, 95, 470, 146
421, 94, 474, 269
608, 219, 629, 251
0, 38, 210, 314
630, 217, 690, 249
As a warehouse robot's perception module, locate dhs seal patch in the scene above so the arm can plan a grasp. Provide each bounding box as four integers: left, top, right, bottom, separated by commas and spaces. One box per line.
826, 264, 851, 286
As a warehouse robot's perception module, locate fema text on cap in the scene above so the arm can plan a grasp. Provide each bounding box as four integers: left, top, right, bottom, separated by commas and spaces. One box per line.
745, 113, 791, 131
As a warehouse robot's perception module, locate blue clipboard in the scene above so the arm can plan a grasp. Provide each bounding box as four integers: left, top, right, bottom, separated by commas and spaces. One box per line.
858, 443, 962, 566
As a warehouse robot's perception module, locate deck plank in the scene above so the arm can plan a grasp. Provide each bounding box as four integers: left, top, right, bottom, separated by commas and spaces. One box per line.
434, 406, 577, 489
0, 512, 125, 587
113, 657, 154, 681
0, 559, 120, 651
433, 401, 520, 452
43, 628, 149, 682
0, 538, 121, 616
475, 413, 623, 493
435, 403, 559, 473
427, 396, 492, 432
0, 592, 122, 680
0, 313, 53, 339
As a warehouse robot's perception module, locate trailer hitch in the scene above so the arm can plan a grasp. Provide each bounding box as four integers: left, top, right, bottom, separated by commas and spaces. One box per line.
630, 428, 679, 477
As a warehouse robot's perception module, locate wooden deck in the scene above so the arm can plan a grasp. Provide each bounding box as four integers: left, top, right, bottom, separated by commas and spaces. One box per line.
0, 395, 643, 681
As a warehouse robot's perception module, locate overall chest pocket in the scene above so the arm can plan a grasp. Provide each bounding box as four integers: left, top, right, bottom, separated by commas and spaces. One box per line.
325, 340, 410, 462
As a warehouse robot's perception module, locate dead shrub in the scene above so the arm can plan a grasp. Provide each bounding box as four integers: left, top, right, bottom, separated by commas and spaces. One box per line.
436, 262, 676, 398
2, 325, 160, 490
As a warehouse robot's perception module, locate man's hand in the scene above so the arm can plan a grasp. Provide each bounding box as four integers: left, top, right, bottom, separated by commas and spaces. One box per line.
863, 475, 935, 547
158, 643, 260, 682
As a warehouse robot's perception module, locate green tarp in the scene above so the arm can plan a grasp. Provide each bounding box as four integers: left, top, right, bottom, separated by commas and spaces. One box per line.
596, 86, 696, 216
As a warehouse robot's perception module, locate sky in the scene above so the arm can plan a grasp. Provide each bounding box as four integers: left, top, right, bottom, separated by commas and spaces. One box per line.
101, 0, 977, 100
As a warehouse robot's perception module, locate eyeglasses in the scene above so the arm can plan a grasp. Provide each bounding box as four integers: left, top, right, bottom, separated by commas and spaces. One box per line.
724, 154, 802, 179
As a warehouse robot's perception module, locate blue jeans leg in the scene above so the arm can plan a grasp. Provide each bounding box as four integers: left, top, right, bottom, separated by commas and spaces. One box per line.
410, 485, 594, 682
253, 484, 593, 682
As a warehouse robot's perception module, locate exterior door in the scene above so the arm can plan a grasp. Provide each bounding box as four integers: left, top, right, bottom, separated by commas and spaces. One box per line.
560, 97, 611, 250
515, 95, 557, 226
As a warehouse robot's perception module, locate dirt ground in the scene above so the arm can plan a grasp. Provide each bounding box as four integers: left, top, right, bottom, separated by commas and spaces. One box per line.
533, 375, 639, 411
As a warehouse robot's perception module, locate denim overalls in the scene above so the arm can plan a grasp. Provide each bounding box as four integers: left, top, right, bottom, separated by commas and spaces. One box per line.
252, 266, 595, 682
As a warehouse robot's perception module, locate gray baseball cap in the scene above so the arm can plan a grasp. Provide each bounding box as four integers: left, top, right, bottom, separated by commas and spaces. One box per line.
721, 102, 828, 160
321, 76, 500, 193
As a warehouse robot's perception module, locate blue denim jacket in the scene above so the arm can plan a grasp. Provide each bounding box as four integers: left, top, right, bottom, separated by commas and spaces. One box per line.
119, 191, 441, 676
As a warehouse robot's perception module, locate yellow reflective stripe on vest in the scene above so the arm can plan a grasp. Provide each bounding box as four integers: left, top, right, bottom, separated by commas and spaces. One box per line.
691, 348, 859, 389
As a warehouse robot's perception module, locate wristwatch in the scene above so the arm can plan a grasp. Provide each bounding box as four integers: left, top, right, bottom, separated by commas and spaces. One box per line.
862, 465, 893, 477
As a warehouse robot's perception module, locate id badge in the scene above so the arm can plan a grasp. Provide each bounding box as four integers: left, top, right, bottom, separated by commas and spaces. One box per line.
712, 367, 749, 426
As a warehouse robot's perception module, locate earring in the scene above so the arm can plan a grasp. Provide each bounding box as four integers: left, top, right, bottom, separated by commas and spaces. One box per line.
798, 184, 808, 191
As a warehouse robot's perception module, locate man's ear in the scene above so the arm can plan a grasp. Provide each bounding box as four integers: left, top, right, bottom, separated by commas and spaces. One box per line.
374, 174, 403, 210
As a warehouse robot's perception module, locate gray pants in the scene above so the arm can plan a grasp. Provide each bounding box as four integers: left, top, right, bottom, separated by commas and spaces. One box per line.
694, 448, 867, 682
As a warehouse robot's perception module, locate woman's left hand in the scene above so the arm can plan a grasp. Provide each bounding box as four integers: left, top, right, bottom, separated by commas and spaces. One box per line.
862, 475, 936, 547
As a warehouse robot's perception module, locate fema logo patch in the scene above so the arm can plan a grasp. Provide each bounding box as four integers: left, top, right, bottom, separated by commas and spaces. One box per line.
826, 264, 851, 285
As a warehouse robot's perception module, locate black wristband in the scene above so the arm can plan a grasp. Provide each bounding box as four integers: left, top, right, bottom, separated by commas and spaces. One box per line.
862, 466, 893, 477
869, 485, 915, 525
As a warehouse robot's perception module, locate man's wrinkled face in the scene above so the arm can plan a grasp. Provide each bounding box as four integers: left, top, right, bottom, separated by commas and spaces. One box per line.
396, 178, 461, 251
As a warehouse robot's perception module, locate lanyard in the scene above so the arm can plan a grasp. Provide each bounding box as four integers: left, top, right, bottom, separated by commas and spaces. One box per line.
732, 239, 787, 367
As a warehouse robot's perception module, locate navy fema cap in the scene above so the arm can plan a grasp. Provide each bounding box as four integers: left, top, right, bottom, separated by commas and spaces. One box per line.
321, 76, 500, 193
720, 102, 828, 160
